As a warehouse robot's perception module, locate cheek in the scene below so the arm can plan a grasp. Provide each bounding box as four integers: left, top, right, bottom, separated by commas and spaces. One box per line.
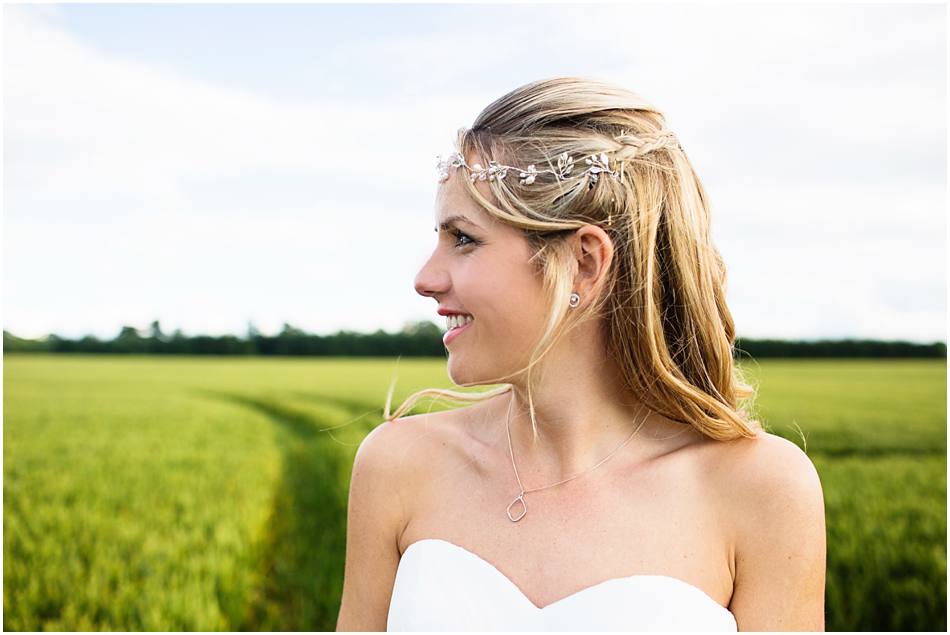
491, 274, 547, 331
460, 247, 547, 329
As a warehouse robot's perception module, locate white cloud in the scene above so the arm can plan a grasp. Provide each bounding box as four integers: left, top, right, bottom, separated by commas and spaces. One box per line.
2, 4, 945, 343
2, 6, 486, 338
712, 181, 945, 343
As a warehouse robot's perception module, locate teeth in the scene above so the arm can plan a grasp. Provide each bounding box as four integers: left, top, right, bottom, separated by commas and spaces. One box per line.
445, 314, 473, 330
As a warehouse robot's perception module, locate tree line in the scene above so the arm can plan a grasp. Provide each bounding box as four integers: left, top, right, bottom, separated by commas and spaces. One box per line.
2, 320, 946, 359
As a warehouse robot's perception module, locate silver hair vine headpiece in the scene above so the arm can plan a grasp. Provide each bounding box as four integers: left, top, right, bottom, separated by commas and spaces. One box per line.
436, 128, 681, 190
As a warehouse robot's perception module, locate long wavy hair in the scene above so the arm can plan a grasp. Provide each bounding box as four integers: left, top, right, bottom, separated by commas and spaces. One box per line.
383, 76, 762, 442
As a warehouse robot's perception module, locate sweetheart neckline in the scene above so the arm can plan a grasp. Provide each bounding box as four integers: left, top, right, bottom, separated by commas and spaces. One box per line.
401, 537, 735, 618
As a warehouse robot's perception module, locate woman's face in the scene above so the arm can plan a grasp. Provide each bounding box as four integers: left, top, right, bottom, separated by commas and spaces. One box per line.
414, 163, 550, 386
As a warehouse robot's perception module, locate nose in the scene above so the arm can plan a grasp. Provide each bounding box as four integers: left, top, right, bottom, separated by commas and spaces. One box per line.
414, 252, 449, 299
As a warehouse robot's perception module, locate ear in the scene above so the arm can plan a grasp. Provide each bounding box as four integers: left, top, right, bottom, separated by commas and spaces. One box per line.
570, 224, 614, 304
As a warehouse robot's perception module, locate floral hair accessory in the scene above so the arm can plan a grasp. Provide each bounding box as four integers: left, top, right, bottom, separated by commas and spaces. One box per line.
436, 150, 616, 191
436, 129, 680, 190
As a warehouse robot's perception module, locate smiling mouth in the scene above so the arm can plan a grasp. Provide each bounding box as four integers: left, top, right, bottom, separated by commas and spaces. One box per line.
444, 314, 474, 332
443, 316, 473, 345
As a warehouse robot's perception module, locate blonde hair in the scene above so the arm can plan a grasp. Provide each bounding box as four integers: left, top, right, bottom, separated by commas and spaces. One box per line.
384, 76, 762, 442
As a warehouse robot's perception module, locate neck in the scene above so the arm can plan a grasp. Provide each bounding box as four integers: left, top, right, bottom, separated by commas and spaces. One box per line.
498, 321, 679, 486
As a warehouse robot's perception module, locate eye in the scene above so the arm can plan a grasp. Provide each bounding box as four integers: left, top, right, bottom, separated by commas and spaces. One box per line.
451, 229, 477, 249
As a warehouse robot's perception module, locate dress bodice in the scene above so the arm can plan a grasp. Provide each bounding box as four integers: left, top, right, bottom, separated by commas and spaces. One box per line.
387, 538, 738, 631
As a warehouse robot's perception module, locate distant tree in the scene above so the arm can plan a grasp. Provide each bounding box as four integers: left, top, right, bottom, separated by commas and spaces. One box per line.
3, 321, 945, 359
78, 334, 104, 353
114, 325, 146, 354
279, 322, 306, 337
401, 320, 441, 338
276, 322, 308, 355
117, 325, 141, 339
149, 320, 165, 340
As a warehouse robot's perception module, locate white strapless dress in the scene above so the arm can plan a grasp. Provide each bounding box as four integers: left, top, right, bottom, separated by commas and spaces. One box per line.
387, 538, 737, 631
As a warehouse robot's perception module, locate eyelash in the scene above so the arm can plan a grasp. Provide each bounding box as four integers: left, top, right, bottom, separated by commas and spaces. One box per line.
451, 229, 477, 249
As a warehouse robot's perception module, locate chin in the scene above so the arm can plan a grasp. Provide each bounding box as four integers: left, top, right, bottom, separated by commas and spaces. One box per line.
447, 353, 520, 388
445, 353, 493, 388
446, 355, 476, 387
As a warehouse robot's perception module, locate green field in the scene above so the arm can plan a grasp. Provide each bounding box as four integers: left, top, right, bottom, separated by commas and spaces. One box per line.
3, 354, 946, 631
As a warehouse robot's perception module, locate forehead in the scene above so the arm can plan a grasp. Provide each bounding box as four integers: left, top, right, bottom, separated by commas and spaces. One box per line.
434, 167, 495, 230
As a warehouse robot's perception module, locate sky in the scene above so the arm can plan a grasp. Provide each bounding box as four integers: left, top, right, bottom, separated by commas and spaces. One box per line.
2, 2, 947, 343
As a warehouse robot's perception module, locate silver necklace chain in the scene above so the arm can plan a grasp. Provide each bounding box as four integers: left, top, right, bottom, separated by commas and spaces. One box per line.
504, 393, 651, 522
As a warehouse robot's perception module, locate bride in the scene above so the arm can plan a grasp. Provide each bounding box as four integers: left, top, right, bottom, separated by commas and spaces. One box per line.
336, 77, 826, 631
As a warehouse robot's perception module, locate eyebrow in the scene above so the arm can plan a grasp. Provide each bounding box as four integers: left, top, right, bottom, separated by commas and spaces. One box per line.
434, 215, 482, 233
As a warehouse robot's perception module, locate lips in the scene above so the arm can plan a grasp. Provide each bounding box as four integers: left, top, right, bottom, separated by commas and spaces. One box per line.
437, 307, 470, 317
442, 318, 472, 346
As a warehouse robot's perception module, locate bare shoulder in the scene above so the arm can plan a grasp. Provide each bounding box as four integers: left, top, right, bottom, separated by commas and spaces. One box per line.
357, 407, 464, 502
362, 405, 473, 509
711, 430, 825, 541
357, 409, 455, 471
718, 430, 823, 497
335, 408, 462, 631
713, 430, 827, 630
